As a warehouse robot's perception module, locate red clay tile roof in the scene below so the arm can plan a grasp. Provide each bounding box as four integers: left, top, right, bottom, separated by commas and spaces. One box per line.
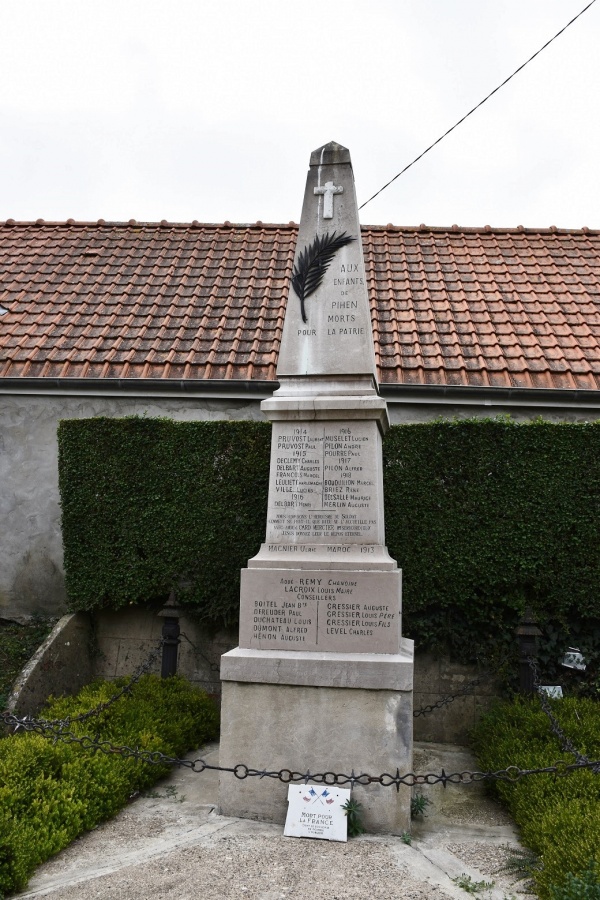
1, 220, 600, 391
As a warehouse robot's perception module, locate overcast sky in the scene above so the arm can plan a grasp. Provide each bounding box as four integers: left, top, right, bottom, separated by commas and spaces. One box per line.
1, 0, 598, 228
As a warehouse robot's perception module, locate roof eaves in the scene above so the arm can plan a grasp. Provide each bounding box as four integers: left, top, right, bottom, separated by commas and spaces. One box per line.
1, 220, 598, 236
0, 377, 278, 400
379, 382, 600, 411
0, 219, 300, 231
1, 376, 599, 413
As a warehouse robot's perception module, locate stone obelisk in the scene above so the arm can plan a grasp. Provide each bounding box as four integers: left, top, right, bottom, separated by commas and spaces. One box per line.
219, 142, 414, 833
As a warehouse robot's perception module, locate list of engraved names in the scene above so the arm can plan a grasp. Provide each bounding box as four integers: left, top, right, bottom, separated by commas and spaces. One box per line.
267, 422, 378, 542
239, 570, 399, 653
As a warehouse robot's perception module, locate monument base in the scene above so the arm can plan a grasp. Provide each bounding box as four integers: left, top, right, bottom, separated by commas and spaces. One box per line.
218, 642, 414, 835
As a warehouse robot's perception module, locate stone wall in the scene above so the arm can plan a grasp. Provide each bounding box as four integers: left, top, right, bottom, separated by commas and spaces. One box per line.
7, 612, 93, 717
6, 604, 502, 744
413, 652, 502, 744
92, 606, 500, 744
92, 606, 237, 698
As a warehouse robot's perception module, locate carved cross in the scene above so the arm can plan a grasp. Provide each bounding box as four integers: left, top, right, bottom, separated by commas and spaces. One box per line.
314, 181, 343, 219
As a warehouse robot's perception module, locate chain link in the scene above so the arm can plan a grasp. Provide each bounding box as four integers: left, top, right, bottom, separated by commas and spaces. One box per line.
6, 638, 165, 730
413, 656, 509, 718
528, 656, 596, 768
2, 706, 599, 791
179, 632, 220, 675
4, 647, 598, 790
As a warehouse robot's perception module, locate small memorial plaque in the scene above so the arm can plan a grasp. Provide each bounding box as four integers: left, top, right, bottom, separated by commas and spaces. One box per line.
284, 783, 351, 842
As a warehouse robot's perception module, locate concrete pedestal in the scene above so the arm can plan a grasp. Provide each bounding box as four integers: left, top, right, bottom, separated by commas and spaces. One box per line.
218, 641, 414, 834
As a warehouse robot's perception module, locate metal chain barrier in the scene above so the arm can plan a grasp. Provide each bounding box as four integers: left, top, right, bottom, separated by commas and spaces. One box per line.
528, 656, 596, 768
7, 638, 165, 729
413, 655, 510, 718
2, 706, 599, 791
3, 646, 598, 790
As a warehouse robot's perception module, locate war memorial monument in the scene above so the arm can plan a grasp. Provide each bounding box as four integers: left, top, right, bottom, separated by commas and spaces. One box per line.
219, 142, 414, 833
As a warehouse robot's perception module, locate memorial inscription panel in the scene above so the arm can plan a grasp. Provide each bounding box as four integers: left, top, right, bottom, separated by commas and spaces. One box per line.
265, 420, 383, 545
239, 568, 401, 653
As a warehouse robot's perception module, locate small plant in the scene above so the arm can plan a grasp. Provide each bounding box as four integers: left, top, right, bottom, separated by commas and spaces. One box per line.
410, 792, 431, 819
164, 785, 185, 802
341, 797, 366, 837
141, 785, 185, 802
401, 831, 412, 845
549, 861, 600, 900
452, 873, 495, 895
495, 844, 541, 892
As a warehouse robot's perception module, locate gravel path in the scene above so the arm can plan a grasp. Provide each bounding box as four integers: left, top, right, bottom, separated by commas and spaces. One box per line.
16, 742, 532, 900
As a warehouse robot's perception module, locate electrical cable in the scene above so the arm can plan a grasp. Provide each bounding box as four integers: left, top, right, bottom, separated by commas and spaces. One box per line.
359, 0, 597, 211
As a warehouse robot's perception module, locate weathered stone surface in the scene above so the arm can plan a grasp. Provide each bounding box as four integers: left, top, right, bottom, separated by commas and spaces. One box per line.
242, 144, 402, 662
254, 416, 387, 550
93, 607, 237, 697
239, 568, 401, 653
7, 612, 93, 717
412, 651, 503, 743
6, 597, 498, 744
90, 608, 497, 744
221, 639, 414, 690
218, 681, 412, 834
277, 141, 376, 380
219, 143, 414, 831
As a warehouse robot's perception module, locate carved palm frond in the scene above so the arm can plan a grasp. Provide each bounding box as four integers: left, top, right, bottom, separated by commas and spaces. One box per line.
291, 231, 355, 323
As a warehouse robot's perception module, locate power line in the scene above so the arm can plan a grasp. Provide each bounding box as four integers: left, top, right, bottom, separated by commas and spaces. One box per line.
359, 0, 597, 211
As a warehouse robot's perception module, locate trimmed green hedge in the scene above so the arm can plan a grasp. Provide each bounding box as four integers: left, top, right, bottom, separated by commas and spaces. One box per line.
0, 675, 218, 896
59, 416, 600, 665
383, 418, 600, 666
471, 696, 600, 898
59, 417, 271, 625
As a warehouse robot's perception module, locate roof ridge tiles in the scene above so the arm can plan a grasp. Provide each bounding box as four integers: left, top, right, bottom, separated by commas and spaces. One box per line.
0, 220, 302, 231
1, 220, 600, 236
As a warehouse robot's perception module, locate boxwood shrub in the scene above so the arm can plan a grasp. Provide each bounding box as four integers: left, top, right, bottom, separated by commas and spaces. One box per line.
471, 695, 600, 898
0, 675, 218, 896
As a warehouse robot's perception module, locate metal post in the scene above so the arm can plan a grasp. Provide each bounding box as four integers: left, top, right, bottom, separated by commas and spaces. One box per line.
158, 591, 181, 678
515, 607, 542, 695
